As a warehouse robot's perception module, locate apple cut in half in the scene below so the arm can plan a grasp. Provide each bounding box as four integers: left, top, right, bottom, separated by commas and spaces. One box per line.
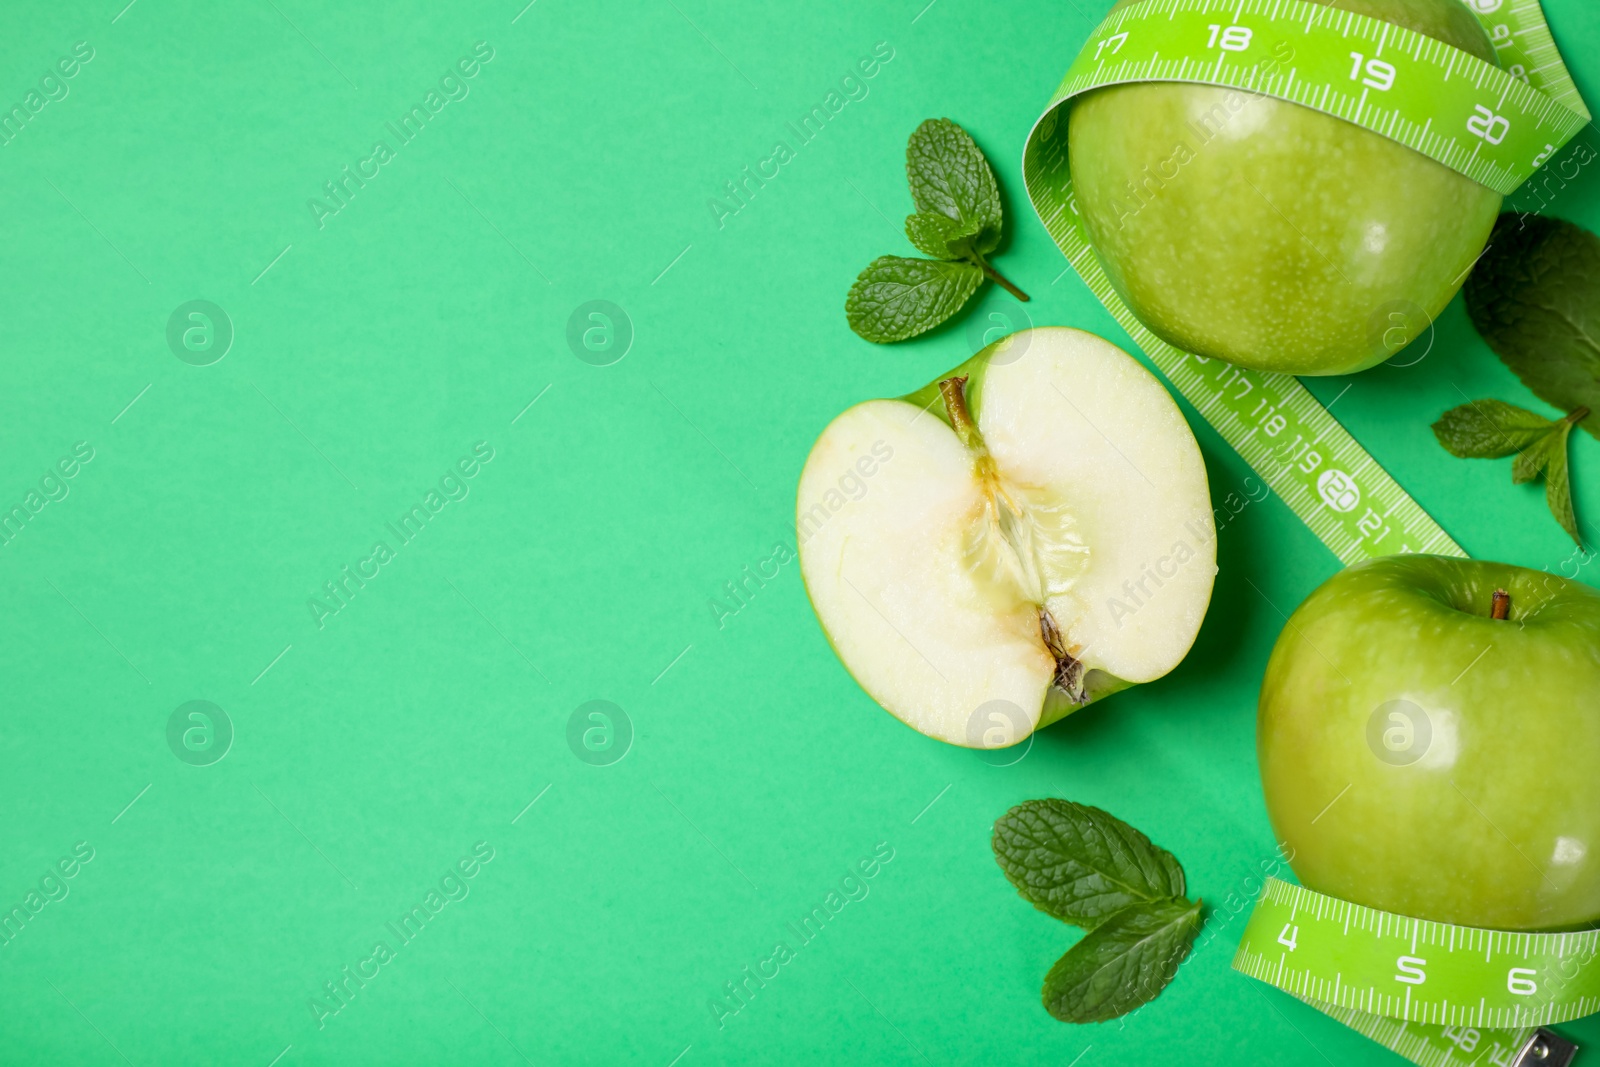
797, 327, 1216, 747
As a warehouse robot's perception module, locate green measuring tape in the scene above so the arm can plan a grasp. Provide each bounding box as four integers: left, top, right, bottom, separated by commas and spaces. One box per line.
1023, 0, 1590, 566
1237, 878, 1596, 1065
1022, 0, 1593, 1061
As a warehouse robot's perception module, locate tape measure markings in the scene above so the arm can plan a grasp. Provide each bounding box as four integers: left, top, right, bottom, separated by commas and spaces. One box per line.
1062, 0, 1587, 195
1495, 1, 1585, 115
1234, 878, 1600, 1030
1321, 999, 1537, 1067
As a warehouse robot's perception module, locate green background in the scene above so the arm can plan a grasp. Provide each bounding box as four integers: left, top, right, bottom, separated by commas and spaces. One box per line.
2, 0, 1597, 1063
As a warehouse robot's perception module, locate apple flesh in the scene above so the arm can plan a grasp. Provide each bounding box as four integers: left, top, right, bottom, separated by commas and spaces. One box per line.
1259, 556, 1600, 930
1069, 0, 1502, 376
797, 327, 1216, 748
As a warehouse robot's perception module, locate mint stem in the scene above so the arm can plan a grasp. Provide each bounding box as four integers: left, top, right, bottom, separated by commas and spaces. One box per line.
973, 255, 1029, 302
1567, 406, 1590, 425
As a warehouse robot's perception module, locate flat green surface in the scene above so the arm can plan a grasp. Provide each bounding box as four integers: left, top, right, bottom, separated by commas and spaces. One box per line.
2, 1, 1598, 1064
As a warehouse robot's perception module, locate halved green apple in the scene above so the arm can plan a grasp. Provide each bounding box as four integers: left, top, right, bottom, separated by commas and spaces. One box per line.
798, 327, 1216, 747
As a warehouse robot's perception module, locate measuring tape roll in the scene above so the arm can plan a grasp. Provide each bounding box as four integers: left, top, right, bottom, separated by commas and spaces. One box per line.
1236, 878, 1596, 1065
1023, 2, 1593, 1062
1023, 0, 1588, 566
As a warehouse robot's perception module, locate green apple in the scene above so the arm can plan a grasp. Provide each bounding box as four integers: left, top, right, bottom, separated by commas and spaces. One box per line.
1259, 555, 1600, 930
796, 327, 1217, 748
1069, 0, 1502, 376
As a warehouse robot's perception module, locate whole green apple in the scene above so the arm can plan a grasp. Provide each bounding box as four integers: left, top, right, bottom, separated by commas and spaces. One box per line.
1258, 556, 1600, 930
1069, 0, 1501, 376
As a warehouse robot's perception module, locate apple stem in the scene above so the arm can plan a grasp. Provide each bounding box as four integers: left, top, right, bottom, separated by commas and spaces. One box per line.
973, 255, 1030, 302
1491, 589, 1510, 620
939, 376, 987, 454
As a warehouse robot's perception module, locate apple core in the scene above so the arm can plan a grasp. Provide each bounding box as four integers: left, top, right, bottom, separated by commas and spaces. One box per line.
798, 328, 1217, 747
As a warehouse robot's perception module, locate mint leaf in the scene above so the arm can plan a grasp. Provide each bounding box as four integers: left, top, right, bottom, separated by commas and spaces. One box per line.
846, 256, 981, 343
1464, 214, 1600, 439
905, 211, 978, 260
1544, 428, 1581, 545
1431, 400, 1557, 458
905, 118, 1001, 255
992, 799, 1185, 930
1041, 898, 1203, 1024
1433, 398, 1584, 546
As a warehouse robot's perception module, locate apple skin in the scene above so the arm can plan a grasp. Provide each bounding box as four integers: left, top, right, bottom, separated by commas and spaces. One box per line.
1069, 0, 1501, 376
1258, 556, 1600, 930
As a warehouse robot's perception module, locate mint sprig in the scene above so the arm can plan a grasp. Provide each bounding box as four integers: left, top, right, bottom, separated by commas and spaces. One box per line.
992, 799, 1201, 1024
1432, 399, 1585, 545
847, 118, 1028, 343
